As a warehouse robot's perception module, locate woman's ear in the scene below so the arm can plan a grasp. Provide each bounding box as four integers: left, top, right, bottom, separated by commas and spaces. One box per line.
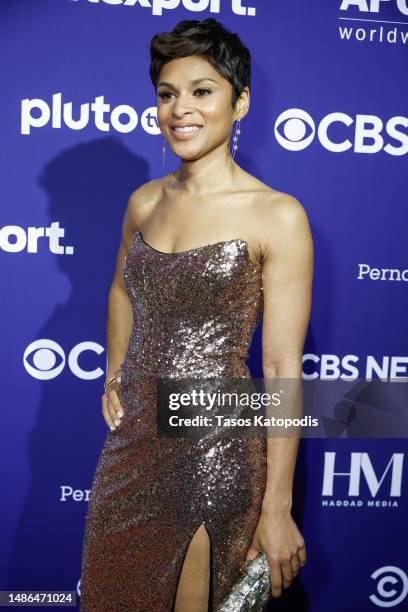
234, 86, 250, 122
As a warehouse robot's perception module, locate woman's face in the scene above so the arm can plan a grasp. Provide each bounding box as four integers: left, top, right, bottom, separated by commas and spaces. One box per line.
156, 55, 244, 161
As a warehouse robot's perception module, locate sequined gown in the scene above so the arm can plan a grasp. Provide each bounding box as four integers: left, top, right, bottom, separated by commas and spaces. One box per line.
80, 230, 267, 611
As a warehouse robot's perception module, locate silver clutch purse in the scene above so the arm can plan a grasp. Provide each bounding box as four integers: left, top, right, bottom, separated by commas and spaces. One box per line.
216, 551, 271, 611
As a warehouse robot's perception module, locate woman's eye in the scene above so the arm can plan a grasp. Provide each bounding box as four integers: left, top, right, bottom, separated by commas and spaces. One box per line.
158, 92, 173, 100
157, 88, 212, 100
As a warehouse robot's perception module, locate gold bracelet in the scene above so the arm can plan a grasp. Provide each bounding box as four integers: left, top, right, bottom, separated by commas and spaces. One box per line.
104, 368, 122, 392
104, 375, 117, 392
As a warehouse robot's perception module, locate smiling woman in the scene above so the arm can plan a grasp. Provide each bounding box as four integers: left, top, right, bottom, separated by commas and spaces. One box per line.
150, 20, 251, 168
157, 66, 233, 151
79, 16, 312, 612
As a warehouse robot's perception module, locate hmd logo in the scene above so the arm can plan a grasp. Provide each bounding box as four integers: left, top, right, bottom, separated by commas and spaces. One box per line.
322, 452, 404, 508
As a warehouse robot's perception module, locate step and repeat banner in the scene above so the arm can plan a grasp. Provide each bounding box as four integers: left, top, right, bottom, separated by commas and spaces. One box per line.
1, 1, 407, 610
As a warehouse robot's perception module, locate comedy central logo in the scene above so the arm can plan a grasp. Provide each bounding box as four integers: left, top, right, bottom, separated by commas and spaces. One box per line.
274, 108, 408, 155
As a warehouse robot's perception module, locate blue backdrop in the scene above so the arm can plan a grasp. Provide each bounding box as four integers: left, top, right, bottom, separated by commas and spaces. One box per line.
1, 1, 407, 610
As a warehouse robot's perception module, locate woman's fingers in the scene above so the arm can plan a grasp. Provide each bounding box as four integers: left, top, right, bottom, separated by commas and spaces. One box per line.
102, 384, 124, 430
109, 386, 123, 419
243, 544, 259, 565
298, 543, 307, 566
268, 558, 283, 598
102, 394, 116, 430
281, 560, 294, 588
108, 388, 123, 428
290, 552, 300, 576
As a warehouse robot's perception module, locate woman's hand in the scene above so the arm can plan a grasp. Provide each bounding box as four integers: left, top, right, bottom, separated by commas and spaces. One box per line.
245, 504, 307, 599
102, 368, 124, 431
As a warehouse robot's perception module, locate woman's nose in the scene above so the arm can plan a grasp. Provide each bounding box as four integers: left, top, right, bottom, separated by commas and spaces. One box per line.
172, 95, 196, 115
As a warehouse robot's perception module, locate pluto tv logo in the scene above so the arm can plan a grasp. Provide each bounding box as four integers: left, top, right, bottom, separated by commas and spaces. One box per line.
274, 108, 408, 156
20, 93, 160, 136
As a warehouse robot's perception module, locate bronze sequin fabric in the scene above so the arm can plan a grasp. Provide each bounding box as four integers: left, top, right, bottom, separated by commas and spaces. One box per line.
80, 230, 267, 611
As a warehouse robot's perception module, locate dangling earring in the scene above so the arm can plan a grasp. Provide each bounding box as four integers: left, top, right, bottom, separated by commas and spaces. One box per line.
229, 118, 241, 164
162, 138, 166, 168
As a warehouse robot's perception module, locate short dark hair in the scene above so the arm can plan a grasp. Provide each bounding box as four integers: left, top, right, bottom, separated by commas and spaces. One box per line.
149, 18, 251, 110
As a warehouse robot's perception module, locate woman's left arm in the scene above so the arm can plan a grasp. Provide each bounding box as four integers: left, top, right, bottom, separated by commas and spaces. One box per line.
247, 193, 314, 598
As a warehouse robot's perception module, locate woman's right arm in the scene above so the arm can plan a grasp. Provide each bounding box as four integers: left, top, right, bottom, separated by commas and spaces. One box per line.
102, 190, 140, 431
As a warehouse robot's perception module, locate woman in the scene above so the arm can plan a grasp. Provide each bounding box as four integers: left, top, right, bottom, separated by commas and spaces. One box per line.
80, 17, 313, 612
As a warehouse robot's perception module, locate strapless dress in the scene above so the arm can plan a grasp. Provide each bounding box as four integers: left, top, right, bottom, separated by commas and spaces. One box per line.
80, 230, 267, 611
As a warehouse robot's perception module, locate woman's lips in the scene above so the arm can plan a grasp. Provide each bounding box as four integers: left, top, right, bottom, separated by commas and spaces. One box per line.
170, 126, 203, 140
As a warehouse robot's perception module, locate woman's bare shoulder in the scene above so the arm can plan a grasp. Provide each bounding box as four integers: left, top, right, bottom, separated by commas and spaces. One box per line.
257, 187, 305, 219
125, 175, 172, 227
127, 178, 161, 213
244, 177, 311, 259
241, 167, 302, 214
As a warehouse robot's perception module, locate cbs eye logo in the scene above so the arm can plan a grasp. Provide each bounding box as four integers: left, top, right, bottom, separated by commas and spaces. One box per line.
23, 339, 105, 380
274, 108, 315, 151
